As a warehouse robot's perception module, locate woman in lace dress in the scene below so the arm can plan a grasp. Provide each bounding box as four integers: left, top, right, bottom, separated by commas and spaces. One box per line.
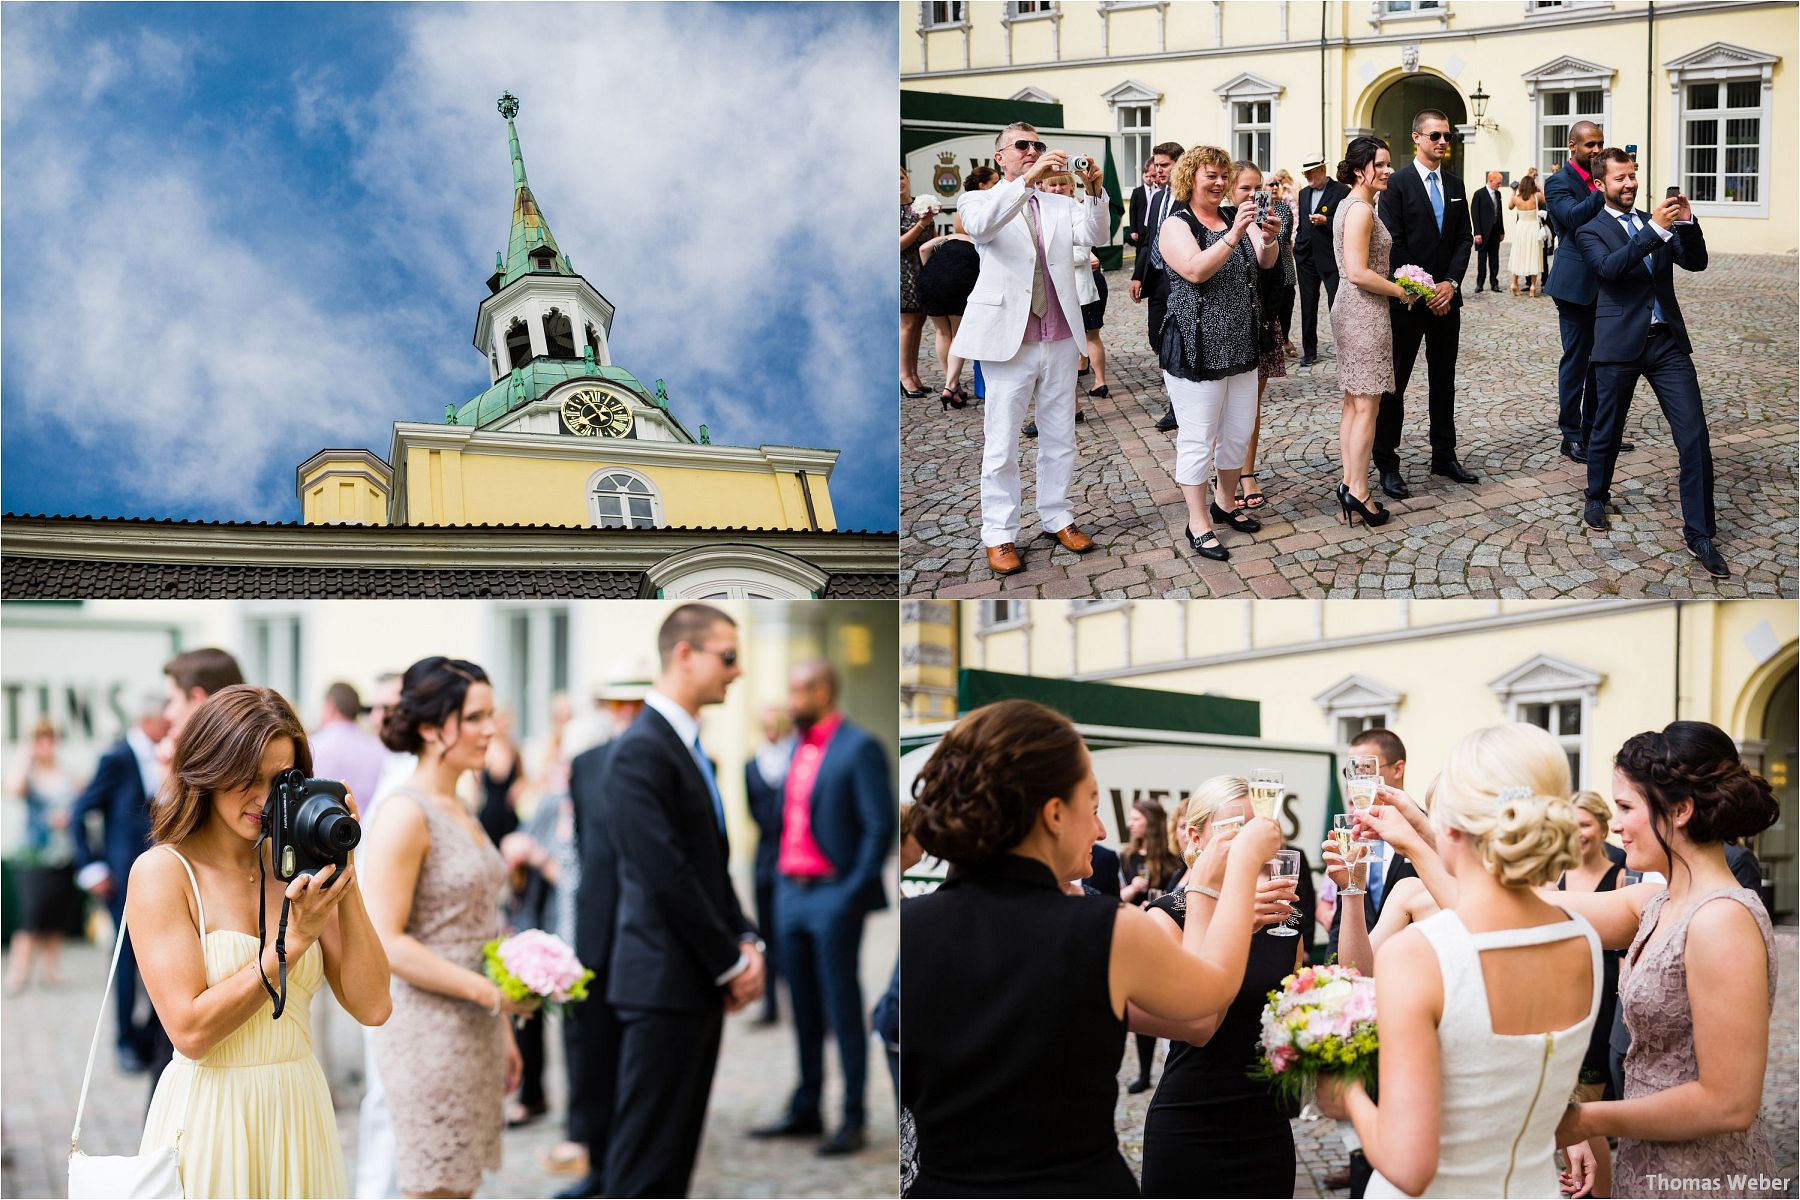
1331, 137, 1417, 529
1316, 723, 1601, 1198
1508, 175, 1546, 296
365, 658, 536, 1199
1156, 144, 1282, 562
1547, 722, 1780, 1199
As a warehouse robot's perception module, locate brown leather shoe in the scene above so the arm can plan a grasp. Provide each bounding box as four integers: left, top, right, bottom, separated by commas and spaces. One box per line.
1323, 1166, 1352, 1190
986, 543, 1025, 575
1043, 524, 1097, 554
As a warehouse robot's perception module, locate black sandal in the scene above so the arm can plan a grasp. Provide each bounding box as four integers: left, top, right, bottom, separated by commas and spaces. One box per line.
1239, 473, 1267, 509
1185, 524, 1230, 561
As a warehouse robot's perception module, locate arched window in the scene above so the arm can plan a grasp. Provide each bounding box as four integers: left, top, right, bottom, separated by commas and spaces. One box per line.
587, 468, 661, 529
504, 317, 532, 371
584, 322, 602, 357
543, 307, 575, 359
644, 546, 829, 599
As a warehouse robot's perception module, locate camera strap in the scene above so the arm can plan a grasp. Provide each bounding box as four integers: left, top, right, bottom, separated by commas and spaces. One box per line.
253, 833, 291, 1021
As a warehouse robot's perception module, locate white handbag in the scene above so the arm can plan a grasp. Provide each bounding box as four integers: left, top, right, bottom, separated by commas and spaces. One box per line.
68, 908, 198, 1199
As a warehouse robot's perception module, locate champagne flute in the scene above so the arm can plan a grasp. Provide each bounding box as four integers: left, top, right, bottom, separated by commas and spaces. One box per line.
1345, 755, 1380, 841
1249, 768, 1284, 822
1268, 849, 1301, 938
1334, 813, 1365, 897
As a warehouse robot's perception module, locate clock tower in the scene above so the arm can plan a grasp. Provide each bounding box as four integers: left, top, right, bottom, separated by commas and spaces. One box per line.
298, 93, 841, 533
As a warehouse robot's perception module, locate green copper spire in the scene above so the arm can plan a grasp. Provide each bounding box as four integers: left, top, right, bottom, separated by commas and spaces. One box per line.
489, 92, 573, 292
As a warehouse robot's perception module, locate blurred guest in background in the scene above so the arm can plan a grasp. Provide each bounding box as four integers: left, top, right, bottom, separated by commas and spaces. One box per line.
6, 718, 82, 992
311, 682, 386, 823
902, 167, 934, 400
480, 710, 524, 847
746, 704, 797, 1025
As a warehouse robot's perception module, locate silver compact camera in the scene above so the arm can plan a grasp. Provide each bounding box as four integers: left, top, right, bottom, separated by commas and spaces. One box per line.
1068, 154, 1091, 173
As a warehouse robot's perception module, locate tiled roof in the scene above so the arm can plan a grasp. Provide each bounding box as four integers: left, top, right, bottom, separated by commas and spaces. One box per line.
2, 514, 898, 537
2, 559, 643, 600
822, 574, 899, 599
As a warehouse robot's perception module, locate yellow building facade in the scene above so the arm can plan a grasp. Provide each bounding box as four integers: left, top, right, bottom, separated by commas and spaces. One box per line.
911, 598, 1798, 911
904, 0, 1797, 255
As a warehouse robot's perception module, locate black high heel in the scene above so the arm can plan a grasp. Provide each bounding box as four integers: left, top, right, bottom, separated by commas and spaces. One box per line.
901, 382, 928, 400
1185, 524, 1230, 561
1087, 384, 1110, 399
939, 389, 960, 411
1336, 483, 1391, 527
1209, 499, 1261, 534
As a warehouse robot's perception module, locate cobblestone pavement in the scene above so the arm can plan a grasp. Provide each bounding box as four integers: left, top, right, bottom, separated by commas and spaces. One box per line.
1108, 926, 1798, 1199
1, 872, 897, 1199
902, 253, 1797, 599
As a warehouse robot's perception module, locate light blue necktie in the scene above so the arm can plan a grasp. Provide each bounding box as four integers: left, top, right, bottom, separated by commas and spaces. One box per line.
1427, 170, 1444, 232
1367, 852, 1386, 906
690, 734, 726, 836
1618, 212, 1666, 324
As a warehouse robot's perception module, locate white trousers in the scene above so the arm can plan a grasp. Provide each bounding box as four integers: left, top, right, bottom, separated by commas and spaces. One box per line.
354, 1027, 399, 1199
1165, 368, 1258, 487
981, 336, 1082, 546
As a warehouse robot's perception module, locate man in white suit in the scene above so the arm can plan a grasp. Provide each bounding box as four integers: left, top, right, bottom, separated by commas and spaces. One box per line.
951, 121, 1111, 576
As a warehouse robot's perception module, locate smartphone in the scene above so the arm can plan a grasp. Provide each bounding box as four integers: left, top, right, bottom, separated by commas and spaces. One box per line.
1665, 186, 1681, 199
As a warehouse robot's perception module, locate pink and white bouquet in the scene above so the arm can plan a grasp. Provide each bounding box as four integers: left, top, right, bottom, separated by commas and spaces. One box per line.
1251, 962, 1379, 1105
1393, 264, 1436, 301
483, 930, 594, 1016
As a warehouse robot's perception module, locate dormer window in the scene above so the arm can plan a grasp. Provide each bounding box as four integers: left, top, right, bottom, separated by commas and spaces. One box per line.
531, 249, 557, 272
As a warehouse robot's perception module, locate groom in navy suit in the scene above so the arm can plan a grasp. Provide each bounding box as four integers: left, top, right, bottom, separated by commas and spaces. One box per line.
1574, 148, 1723, 578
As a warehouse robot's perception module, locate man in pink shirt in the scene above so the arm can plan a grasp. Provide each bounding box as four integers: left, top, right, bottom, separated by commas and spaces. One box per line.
749, 661, 895, 1156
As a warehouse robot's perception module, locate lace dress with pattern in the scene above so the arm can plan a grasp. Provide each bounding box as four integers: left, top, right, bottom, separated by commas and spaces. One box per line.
1613, 888, 1778, 1198
373, 788, 509, 1195
1330, 197, 1395, 396
1158, 205, 1261, 383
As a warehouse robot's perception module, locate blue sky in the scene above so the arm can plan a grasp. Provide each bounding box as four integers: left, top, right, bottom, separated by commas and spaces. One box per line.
2, 2, 898, 532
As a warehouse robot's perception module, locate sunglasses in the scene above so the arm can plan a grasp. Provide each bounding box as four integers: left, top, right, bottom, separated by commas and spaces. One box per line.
1003, 139, 1048, 154
1420, 131, 1451, 142
686, 644, 739, 668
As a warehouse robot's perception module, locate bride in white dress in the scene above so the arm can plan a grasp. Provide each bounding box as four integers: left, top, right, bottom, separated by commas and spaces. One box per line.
1317, 723, 1602, 1198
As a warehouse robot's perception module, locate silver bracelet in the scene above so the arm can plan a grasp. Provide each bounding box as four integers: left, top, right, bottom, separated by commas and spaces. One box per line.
1183, 884, 1221, 900
486, 984, 502, 1017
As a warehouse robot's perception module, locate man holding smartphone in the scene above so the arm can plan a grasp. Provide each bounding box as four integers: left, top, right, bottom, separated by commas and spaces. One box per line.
1575, 148, 1723, 577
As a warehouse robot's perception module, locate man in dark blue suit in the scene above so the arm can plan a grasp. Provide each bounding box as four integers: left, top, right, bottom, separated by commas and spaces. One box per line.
745, 706, 795, 1024
71, 694, 169, 1072
751, 661, 895, 1156
1546, 121, 1634, 464
1575, 147, 1724, 578
1088, 840, 1122, 898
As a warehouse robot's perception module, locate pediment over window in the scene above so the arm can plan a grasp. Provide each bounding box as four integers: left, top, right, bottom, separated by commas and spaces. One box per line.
1520, 55, 1615, 95
1314, 673, 1404, 714
1010, 86, 1059, 104
1213, 72, 1284, 101
1488, 653, 1605, 700
1665, 41, 1779, 75
1102, 78, 1162, 106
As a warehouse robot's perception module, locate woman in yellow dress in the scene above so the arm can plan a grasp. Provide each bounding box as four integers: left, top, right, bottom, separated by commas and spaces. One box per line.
126, 685, 392, 1198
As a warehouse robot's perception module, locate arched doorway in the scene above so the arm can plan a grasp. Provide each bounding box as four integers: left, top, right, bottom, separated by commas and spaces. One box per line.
1369, 74, 1468, 175
1758, 666, 1796, 919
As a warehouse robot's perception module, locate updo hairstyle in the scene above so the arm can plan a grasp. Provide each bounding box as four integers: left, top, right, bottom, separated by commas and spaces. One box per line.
1177, 775, 1249, 866
963, 165, 999, 192
1614, 721, 1780, 851
1427, 723, 1580, 888
381, 656, 491, 755
909, 700, 1087, 866
1337, 136, 1389, 188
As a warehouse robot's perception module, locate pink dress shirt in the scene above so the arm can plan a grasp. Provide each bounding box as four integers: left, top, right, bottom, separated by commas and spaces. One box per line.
778, 711, 842, 878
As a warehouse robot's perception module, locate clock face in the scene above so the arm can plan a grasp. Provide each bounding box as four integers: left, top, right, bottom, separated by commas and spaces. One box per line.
561, 388, 634, 438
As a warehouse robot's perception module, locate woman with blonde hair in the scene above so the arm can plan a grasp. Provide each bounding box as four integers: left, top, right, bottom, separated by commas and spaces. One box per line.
1139, 777, 1303, 1197
1156, 144, 1282, 561
1508, 174, 1546, 296
1316, 722, 1602, 1197
126, 686, 391, 1198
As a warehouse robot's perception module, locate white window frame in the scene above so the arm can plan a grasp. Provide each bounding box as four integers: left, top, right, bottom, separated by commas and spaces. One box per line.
1104, 79, 1162, 191
585, 467, 662, 530
1097, 0, 1170, 56
1368, 0, 1449, 29
1004, 0, 1056, 18
1523, 0, 1612, 14
1522, 57, 1615, 174
1313, 674, 1404, 746
1666, 43, 1777, 219
1215, 73, 1284, 175
919, 0, 968, 30
975, 600, 1028, 634
1489, 653, 1605, 790
240, 604, 307, 706
494, 603, 573, 743
1066, 601, 1132, 675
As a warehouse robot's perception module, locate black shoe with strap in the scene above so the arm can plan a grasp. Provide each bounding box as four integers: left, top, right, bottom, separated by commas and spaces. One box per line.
1184, 525, 1229, 560
1209, 499, 1261, 534
1337, 483, 1391, 528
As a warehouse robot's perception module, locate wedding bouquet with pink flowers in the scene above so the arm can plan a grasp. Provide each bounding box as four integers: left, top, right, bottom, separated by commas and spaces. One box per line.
1393, 264, 1437, 300
483, 929, 593, 1016
1250, 962, 1379, 1106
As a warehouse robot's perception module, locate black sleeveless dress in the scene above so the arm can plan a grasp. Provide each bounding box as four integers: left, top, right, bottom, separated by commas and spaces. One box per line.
1559, 861, 1625, 1086
1139, 892, 1298, 1198
901, 855, 1135, 1197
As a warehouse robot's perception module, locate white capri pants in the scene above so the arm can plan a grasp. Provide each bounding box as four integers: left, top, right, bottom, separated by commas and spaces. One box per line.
1164, 367, 1258, 487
